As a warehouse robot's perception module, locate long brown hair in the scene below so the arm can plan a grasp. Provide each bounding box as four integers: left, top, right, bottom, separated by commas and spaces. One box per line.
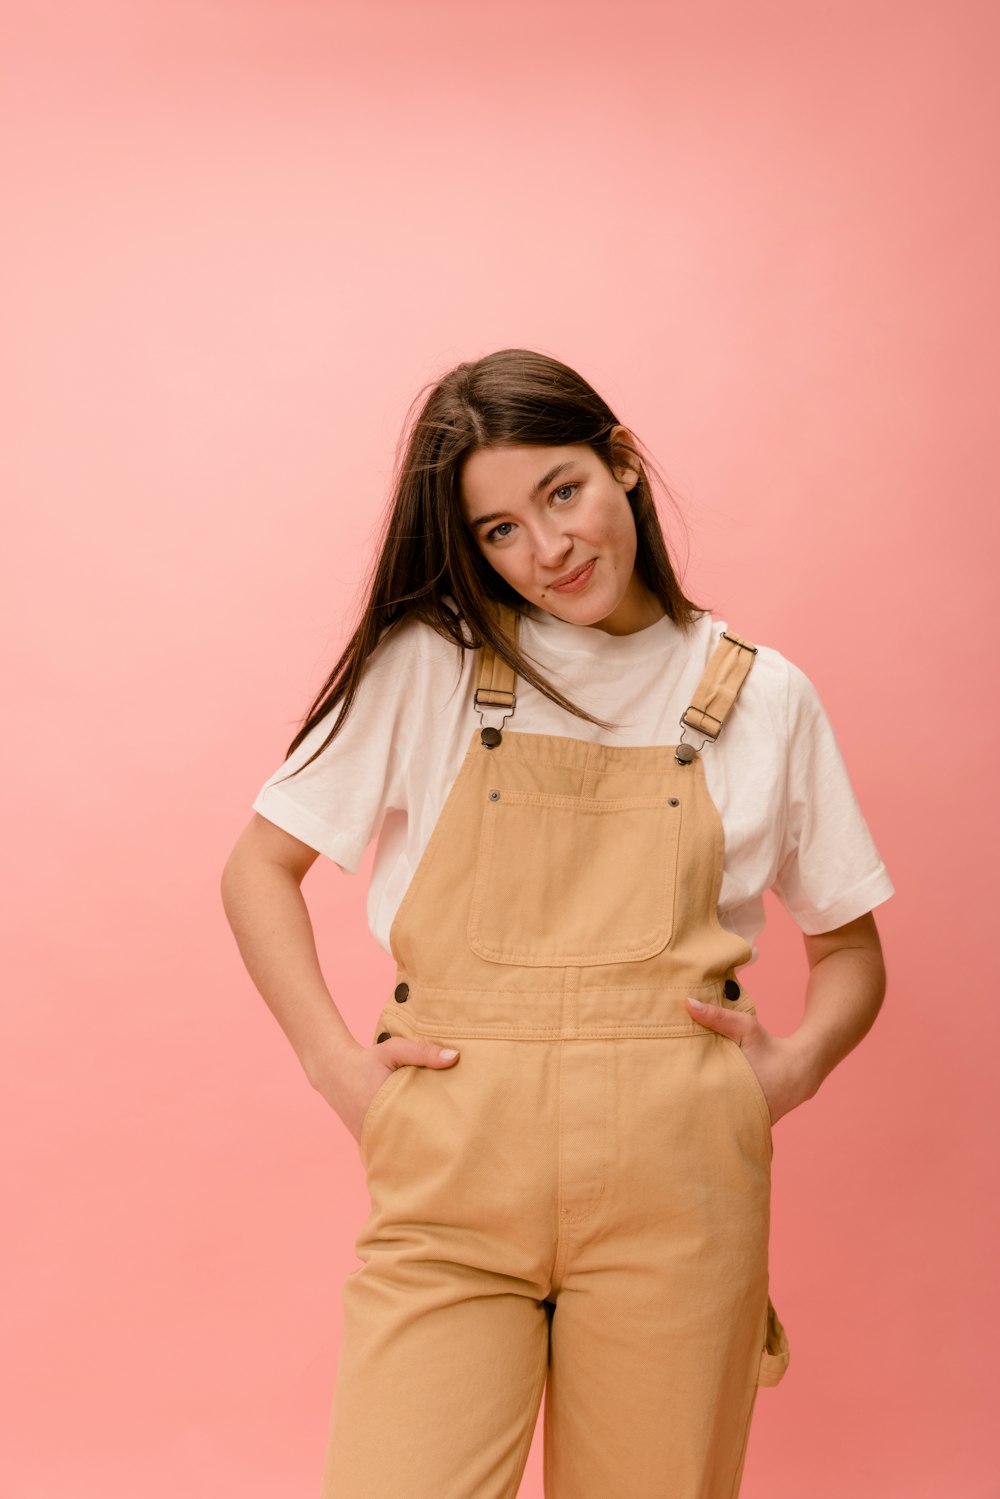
272, 347, 709, 782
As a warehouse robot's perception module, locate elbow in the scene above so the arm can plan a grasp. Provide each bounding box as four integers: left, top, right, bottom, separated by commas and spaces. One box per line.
219, 846, 247, 918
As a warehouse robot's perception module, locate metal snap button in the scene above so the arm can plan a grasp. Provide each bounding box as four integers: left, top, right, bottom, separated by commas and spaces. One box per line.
394, 982, 409, 1003
668, 797, 679, 807
488, 789, 501, 801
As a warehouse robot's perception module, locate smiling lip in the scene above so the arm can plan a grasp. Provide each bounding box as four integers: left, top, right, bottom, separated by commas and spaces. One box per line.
549, 558, 597, 592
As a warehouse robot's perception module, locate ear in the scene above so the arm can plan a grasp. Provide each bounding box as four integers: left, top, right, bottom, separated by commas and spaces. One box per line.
609, 424, 641, 491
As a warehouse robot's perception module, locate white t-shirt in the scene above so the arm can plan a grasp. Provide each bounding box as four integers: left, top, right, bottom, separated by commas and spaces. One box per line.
252, 601, 895, 964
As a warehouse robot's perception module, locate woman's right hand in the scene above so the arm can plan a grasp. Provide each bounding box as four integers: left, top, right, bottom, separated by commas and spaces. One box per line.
313, 1034, 461, 1144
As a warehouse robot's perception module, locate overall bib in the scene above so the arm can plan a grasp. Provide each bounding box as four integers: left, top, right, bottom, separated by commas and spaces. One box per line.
321, 602, 790, 1499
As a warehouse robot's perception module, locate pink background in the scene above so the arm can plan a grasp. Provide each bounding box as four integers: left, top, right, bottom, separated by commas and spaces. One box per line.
3, 1, 997, 1494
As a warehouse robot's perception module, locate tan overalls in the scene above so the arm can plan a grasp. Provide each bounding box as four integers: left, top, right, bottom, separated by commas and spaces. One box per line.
321, 601, 790, 1499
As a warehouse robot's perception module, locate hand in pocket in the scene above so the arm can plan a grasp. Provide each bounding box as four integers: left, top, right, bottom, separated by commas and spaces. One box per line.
312, 1032, 462, 1144
685, 997, 813, 1127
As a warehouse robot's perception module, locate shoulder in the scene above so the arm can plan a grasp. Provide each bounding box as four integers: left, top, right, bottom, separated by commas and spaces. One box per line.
711, 617, 846, 761
700, 612, 795, 725
358, 599, 473, 698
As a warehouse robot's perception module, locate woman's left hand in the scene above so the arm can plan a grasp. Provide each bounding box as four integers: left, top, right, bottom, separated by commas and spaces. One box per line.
685, 997, 815, 1126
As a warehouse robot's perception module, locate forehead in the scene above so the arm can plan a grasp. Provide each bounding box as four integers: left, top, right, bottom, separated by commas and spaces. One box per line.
460, 443, 593, 510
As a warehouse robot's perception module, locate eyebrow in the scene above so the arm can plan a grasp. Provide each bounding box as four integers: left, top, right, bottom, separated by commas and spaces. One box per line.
467, 461, 575, 532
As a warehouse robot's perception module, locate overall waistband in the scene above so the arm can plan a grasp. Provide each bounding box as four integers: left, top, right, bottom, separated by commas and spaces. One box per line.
379, 974, 757, 1041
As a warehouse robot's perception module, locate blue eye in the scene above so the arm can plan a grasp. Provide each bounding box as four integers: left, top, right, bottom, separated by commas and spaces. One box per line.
484, 483, 579, 545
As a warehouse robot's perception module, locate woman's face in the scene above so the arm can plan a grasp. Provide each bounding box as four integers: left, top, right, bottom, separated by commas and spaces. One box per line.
459, 428, 665, 635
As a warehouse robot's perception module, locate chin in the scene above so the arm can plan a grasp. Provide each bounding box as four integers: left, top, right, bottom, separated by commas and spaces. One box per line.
558, 599, 617, 626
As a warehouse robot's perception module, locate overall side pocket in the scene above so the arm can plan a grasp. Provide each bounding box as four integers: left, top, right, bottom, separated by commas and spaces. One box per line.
724, 1035, 774, 1161
358, 1064, 411, 1164
357, 1007, 414, 1165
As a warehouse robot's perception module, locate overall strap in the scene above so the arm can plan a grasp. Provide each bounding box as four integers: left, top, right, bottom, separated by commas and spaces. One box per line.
677, 628, 757, 762
473, 605, 757, 758
474, 601, 520, 745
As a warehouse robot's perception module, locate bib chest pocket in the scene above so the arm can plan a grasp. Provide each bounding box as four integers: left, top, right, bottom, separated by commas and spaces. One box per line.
467, 787, 682, 966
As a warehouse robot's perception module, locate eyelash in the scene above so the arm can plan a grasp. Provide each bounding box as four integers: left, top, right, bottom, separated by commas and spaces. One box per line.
484, 483, 580, 545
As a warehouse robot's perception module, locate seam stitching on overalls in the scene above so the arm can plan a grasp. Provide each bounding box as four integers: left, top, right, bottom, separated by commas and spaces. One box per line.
560, 1042, 610, 1225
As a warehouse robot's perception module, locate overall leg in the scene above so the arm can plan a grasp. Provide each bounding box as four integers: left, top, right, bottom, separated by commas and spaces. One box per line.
543, 1031, 773, 1499
321, 1257, 549, 1498
321, 1036, 559, 1499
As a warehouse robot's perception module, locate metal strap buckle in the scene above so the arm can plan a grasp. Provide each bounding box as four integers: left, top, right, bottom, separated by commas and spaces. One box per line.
720, 631, 758, 655
475, 689, 516, 741
678, 709, 721, 747
476, 705, 515, 732
474, 688, 516, 710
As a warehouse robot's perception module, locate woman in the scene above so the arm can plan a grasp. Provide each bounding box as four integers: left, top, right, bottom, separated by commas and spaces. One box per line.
221, 347, 894, 1498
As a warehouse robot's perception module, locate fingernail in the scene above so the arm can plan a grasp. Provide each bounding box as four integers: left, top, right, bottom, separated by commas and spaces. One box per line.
687, 998, 706, 1011
439, 1048, 458, 1059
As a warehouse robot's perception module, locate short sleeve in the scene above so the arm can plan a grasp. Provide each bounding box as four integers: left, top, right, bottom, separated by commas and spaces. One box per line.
251, 622, 414, 873
770, 659, 895, 934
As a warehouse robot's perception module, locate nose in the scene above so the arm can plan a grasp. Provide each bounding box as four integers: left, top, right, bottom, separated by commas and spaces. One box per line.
532, 526, 573, 570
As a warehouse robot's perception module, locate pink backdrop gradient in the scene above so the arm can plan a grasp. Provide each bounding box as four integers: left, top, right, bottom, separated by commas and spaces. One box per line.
3, 1, 997, 1494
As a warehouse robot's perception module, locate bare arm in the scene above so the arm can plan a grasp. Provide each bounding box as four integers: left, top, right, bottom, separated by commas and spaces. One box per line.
790, 910, 887, 1100
220, 813, 459, 1140
220, 813, 358, 1083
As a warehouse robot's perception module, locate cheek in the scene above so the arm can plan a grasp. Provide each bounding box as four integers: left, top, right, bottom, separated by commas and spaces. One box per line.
484, 547, 526, 582
595, 503, 635, 554
612, 501, 638, 550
